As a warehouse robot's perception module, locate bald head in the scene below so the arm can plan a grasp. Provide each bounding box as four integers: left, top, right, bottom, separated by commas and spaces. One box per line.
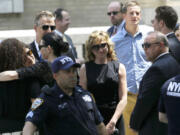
107, 1, 124, 26
108, 1, 121, 10
143, 31, 169, 62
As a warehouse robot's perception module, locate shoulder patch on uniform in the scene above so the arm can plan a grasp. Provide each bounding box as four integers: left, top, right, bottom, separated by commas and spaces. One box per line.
26, 111, 34, 118
82, 95, 92, 102
31, 98, 44, 110
75, 85, 83, 92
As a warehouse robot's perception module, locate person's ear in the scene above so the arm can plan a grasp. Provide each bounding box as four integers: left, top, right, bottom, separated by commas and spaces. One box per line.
53, 73, 57, 80
47, 45, 52, 52
34, 24, 38, 32
159, 20, 164, 28
122, 13, 125, 19
123, 13, 127, 20
159, 41, 165, 48
55, 19, 58, 25
55, 19, 61, 25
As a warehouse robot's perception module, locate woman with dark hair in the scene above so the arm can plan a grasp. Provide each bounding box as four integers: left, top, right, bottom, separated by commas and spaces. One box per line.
0, 38, 41, 134
0, 32, 69, 87
79, 31, 127, 135
40, 32, 69, 62
0, 38, 27, 71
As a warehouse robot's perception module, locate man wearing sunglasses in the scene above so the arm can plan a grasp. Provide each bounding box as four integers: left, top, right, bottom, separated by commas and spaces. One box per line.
130, 31, 180, 135
107, 1, 124, 37
151, 6, 180, 63
30, 11, 55, 61
54, 8, 77, 62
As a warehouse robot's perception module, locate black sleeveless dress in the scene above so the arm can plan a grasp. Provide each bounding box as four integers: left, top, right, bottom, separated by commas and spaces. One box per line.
86, 61, 125, 135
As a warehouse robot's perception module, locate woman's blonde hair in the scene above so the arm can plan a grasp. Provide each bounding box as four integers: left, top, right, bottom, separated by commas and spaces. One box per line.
85, 31, 117, 61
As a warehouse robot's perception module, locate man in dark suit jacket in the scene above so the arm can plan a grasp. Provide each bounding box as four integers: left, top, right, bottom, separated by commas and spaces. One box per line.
54, 8, 77, 61
152, 6, 180, 63
130, 31, 180, 135
30, 11, 55, 61
107, 1, 124, 37
167, 33, 180, 63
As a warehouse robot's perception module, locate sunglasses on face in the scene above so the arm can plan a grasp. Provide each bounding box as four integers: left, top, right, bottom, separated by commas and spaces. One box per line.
26, 50, 33, 56
107, 11, 119, 16
41, 25, 56, 31
91, 43, 107, 51
142, 42, 160, 49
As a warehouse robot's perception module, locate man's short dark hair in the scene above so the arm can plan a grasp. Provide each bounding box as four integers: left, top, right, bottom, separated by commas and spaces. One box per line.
155, 6, 178, 30
54, 8, 67, 20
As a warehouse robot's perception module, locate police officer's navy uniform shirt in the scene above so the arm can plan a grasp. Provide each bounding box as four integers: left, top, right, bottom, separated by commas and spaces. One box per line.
159, 74, 180, 135
26, 83, 103, 135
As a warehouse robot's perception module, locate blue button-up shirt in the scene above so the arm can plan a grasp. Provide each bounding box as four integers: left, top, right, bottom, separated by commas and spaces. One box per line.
111, 24, 153, 93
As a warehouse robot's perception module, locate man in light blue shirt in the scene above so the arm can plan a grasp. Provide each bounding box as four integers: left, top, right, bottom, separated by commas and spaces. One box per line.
112, 24, 152, 93
111, 2, 152, 94
111, 1, 152, 134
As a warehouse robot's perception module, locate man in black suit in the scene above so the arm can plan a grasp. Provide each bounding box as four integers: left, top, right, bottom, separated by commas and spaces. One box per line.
151, 6, 180, 63
107, 1, 124, 37
30, 11, 55, 61
130, 31, 180, 135
53, 8, 77, 61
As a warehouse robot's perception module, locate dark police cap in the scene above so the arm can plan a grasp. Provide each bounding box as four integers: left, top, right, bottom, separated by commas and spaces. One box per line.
51, 56, 80, 73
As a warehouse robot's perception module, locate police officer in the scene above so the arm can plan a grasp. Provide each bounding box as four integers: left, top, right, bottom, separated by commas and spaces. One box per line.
23, 56, 108, 135
159, 74, 180, 135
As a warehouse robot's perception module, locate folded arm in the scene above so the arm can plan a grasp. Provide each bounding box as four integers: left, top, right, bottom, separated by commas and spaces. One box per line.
0, 71, 18, 81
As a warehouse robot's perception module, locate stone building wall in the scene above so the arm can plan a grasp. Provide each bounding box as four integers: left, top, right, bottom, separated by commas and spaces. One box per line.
0, 0, 180, 30
1, 0, 180, 58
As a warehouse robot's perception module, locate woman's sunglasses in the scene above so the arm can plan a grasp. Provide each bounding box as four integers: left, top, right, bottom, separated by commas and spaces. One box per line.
91, 43, 107, 51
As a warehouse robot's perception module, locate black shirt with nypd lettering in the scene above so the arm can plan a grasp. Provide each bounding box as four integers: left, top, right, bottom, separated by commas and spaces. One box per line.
26, 83, 103, 135
159, 74, 180, 135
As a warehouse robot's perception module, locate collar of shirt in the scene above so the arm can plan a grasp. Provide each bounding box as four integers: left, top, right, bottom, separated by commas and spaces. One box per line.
111, 24, 152, 94
166, 32, 174, 37
110, 21, 125, 37
111, 24, 153, 42
54, 29, 63, 37
53, 83, 83, 99
154, 52, 169, 62
121, 24, 142, 38
117, 20, 125, 32
34, 40, 41, 57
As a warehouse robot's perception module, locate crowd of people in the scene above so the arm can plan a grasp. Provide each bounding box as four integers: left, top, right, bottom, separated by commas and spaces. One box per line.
0, 0, 180, 135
